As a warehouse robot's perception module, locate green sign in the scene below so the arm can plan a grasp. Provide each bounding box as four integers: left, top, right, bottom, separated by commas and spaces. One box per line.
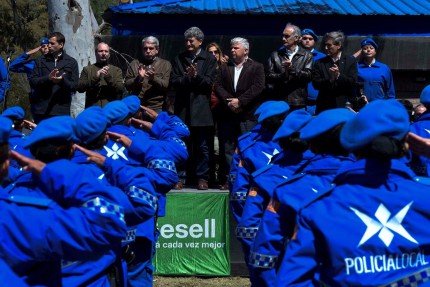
154, 192, 230, 276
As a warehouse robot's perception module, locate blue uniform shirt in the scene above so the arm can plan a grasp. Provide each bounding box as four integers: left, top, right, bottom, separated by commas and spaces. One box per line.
357, 60, 396, 101
409, 112, 430, 176
276, 159, 430, 287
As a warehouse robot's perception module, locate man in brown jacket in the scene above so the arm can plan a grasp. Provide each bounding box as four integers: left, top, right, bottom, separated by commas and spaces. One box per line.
77, 42, 124, 108
125, 36, 172, 112
214, 37, 265, 188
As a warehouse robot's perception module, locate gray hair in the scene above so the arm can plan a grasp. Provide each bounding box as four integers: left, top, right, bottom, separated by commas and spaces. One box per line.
142, 36, 159, 49
230, 37, 249, 51
325, 31, 345, 47
285, 23, 301, 37
184, 27, 204, 41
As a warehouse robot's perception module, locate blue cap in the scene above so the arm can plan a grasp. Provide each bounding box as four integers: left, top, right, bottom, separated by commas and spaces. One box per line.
340, 100, 409, 151
104, 101, 129, 125
257, 101, 290, 123
2, 106, 25, 120
23, 116, 76, 148
75, 107, 108, 144
302, 29, 318, 42
122, 95, 141, 116
360, 38, 378, 49
273, 110, 312, 141
255, 101, 277, 116
300, 108, 355, 141
420, 85, 430, 105
0, 117, 13, 144
40, 37, 49, 45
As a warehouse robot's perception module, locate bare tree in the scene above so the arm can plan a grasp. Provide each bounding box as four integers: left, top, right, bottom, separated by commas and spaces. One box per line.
47, 0, 97, 117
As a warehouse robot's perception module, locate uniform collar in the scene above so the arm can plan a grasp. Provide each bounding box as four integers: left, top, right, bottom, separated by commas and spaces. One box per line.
334, 158, 416, 186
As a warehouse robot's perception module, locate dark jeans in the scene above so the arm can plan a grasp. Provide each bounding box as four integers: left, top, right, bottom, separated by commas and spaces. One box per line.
178, 126, 214, 184
217, 119, 257, 184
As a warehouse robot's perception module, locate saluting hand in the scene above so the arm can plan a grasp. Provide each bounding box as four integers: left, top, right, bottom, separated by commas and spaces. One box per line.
9, 150, 46, 176
130, 118, 153, 132
73, 144, 106, 167
106, 131, 132, 149
140, 105, 159, 121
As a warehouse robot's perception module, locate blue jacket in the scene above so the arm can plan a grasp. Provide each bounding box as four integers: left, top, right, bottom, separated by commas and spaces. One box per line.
250, 154, 353, 287
307, 49, 326, 101
156, 111, 190, 141
8, 130, 33, 169
0, 57, 10, 103
229, 124, 263, 221
276, 159, 430, 287
357, 60, 396, 101
409, 112, 430, 176
0, 160, 126, 287
9, 52, 35, 78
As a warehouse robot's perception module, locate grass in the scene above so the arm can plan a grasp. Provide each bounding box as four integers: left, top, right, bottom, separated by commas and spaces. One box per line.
153, 276, 250, 287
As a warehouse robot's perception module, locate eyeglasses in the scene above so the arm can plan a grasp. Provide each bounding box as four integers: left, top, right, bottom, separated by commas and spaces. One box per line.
143, 47, 156, 51
302, 37, 314, 41
282, 34, 293, 39
209, 50, 220, 55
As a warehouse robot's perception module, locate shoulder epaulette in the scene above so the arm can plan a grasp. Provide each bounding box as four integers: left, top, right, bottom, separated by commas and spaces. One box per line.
6, 195, 52, 208
414, 176, 430, 186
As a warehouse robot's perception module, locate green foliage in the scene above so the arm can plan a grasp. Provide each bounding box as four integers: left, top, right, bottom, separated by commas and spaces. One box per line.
0, 0, 49, 115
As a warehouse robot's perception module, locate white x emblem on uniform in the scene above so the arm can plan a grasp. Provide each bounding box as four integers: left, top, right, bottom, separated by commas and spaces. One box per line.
103, 143, 128, 161
262, 148, 280, 164
350, 202, 418, 247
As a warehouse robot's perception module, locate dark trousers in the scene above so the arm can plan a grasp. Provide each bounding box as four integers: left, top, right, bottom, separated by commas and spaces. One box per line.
179, 126, 213, 184
217, 119, 257, 184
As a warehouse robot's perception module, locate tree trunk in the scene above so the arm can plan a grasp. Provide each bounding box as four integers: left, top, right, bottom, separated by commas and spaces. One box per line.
47, 0, 96, 117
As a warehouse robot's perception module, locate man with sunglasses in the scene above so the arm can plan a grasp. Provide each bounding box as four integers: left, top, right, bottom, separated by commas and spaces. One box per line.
265, 23, 313, 111
125, 36, 172, 113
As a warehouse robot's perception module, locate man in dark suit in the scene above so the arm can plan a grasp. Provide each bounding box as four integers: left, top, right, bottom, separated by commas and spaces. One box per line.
214, 37, 265, 189
171, 26, 217, 190
312, 31, 358, 114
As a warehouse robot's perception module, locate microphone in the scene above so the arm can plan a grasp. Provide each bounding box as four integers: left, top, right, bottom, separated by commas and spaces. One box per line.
7, 47, 15, 62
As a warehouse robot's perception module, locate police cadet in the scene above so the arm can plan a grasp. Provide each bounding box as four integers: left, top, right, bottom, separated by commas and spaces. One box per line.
228, 101, 274, 203
409, 85, 430, 176
230, 101, 288, 223
238, 109, 312, 286
101, 97, 178, 287
234, 101, 290, 277
61, 106, 158, 286
250, 108, 355, 287
0, 117, 127, 286
275, 99, 430, 287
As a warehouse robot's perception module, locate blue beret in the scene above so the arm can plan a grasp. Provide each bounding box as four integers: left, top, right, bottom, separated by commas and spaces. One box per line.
104, 101, 129, 125
273, 110, 312, 141
40, 37, 49, 45
300, 108, 355, 141
302, 29, 318, 42
23, 116, 76, 148
420, 85, 430, 105
75, 107, 108, 144
122, 95, 141, 116
255, 101, 277, 116
0, 117, 13, 144
2, 106, 25, 120
257, 101, 290, 123
340, 99, 409, 151
360, 38, 378, 49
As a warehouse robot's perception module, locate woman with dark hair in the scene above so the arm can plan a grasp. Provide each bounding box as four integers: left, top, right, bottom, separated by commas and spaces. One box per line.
276, 99, 430, 287
206, 42, 228, 69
